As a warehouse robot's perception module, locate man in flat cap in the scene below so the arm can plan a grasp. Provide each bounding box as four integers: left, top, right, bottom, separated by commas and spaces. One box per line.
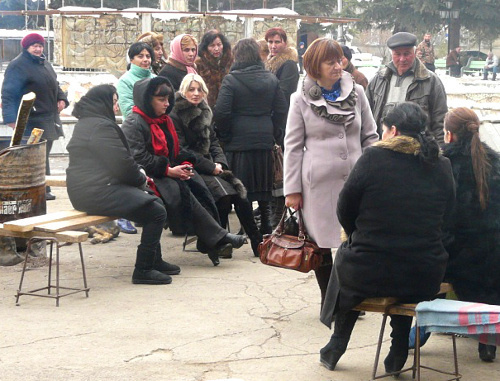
366, 32, 447, 144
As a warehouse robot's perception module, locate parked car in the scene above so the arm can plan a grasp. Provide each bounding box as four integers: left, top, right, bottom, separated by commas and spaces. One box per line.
459, 50, 488, 67
348, 46, 383, 68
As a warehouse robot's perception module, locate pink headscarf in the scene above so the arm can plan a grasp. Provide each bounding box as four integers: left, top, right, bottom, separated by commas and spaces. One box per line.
169, 34, 198, 74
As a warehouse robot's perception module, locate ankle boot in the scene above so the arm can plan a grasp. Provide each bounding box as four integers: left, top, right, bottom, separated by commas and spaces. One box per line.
320, 310, 359, 370
153, 244, 181, 275
206, 243, 232, 266
478, 343, 496, 362
133, 244, 172, 284
384, 315, 412, 374
234, 198, 262, 256
219, 233, 246, 249
259, 201, 272, 235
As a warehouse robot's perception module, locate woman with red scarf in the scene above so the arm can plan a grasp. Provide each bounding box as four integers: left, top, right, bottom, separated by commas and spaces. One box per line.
122, 77, 245, 266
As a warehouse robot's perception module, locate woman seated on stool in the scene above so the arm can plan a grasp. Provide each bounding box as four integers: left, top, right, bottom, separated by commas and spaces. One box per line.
319, 102, 455, 374
121, 76, 245, 266
66, 84, 179, 285
170, 74, 262, 256
443, 107, 500, 362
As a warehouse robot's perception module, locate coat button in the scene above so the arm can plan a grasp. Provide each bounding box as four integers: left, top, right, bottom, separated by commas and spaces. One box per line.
343, 175, 348, 181
338, 132, 344, 139
340, 153, 347, 160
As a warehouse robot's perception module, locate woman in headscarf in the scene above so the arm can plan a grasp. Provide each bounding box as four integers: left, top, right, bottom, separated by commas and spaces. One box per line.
159, 34, 198, 91
171, 73, 262, 256
121, 76, 246, 266
195, 30, 233, 109
66, 84, 179, 285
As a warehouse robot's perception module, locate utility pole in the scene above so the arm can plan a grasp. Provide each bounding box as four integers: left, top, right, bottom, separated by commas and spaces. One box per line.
337, 0, 343, 43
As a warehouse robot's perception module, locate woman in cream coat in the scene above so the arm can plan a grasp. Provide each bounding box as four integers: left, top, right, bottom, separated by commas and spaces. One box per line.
284, 38, 378, 307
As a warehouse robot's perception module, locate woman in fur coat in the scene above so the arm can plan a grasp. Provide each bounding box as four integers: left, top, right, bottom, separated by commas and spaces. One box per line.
170, 74, 262, 256
319, 102, 455, 374
443, 107, 500, 362
195, 30, 233, 109
121, 76, 245, 266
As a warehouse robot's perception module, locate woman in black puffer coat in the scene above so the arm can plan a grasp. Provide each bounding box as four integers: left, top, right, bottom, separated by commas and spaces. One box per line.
443, 107, 500, 362
214, 38, 288, 234
121, 76, 245, 266
170, 73, 262, 256
66, 84, 178, 285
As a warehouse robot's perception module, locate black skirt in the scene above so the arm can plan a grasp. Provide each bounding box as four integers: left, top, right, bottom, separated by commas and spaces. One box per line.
226, 149, 273, 202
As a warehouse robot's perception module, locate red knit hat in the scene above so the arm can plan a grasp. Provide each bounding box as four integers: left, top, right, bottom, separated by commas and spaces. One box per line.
21, 33, 45, 49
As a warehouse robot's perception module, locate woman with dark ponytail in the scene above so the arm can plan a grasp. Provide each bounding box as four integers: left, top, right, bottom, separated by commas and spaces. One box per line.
319, 102, 455, 375
443, 107, 500, 362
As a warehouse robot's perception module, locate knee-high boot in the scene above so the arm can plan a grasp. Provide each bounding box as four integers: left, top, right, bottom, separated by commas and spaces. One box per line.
270, 196, 285, 229
234, 197, 262, 256
320, 310, 360, 370
216, 196, 232, 230
258, 201, 272, 235
384, 315, 412, 374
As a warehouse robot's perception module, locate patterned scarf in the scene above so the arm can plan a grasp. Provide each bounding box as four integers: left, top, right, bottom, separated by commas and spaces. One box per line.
132, 106, 179, 158
169, 34, 197, 74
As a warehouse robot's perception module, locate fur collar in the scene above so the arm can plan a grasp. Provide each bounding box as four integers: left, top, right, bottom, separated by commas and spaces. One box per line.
378, 58, 430, 81
265, 47, 298, 74
373, 136, 421, 155
196, 50, 233, 72
172, 94, 213, 155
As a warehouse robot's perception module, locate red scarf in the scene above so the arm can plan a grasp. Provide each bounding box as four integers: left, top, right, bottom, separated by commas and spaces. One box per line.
132, 106, 179, 158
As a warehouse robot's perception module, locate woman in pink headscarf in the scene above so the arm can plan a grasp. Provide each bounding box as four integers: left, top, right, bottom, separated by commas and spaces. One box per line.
159, 34, 198, 91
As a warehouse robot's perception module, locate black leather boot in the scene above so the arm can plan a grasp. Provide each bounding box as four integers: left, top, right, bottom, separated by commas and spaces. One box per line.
384, 315, 412, 375
153, 244, 181, 275
234, 198, 262, 256
259, 201, 272, 235
478, 343, 496, 362
320, 310, 360, 370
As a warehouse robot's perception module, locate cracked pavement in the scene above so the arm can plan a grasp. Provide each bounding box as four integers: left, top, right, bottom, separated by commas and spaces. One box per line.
0, 157, 499, 380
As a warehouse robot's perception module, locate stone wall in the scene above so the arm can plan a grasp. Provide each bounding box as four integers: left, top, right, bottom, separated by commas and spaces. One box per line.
53, 13, 298, 73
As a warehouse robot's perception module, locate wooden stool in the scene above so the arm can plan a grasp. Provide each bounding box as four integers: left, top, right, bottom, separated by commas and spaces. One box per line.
354, 283, 461, 381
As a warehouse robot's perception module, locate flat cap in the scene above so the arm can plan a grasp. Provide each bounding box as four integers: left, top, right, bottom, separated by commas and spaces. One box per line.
387, 32, 417, 49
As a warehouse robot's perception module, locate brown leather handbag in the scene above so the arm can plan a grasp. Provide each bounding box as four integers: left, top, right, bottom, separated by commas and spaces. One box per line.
258, 208, 321, 273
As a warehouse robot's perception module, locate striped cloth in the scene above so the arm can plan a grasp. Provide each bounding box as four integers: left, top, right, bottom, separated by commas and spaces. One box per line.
416, 299, 500, 345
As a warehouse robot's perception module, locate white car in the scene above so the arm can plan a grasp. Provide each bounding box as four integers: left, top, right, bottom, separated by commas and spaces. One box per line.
349, 46, 383, 68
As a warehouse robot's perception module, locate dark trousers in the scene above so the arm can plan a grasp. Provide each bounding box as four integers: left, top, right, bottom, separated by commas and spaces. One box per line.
45, 139, 53, 193
189, 193, 228, 250
449, 65, 461, 77
216, 195, 260, 240
121, 198, 167, 270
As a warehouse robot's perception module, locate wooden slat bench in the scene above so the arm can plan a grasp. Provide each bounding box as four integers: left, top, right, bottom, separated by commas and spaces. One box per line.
0, 209, 115, 306
461, 60, 484, 76
354, 283, 461, 381
45, 175, 67, 187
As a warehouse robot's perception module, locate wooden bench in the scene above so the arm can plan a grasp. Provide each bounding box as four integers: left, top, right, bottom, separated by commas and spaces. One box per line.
354, 283, 461, 381
434, 58, 447, 70
45, 175, 67, 187
0, 209, 114, 306
461, 60, 484, 76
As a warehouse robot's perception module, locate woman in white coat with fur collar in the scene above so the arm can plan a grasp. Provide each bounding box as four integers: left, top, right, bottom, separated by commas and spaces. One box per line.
283, 38, 379, 308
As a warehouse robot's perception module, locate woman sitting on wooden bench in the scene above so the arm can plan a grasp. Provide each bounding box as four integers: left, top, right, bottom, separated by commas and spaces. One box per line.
121, 76, 245, 266
66, 84, 179, 285
319, 103, 455, 374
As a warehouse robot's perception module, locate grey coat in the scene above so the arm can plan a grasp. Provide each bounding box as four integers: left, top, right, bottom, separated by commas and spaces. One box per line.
283, 73, 379, 248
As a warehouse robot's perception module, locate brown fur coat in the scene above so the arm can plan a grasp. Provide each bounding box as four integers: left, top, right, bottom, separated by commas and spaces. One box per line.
195, 51, 233, 108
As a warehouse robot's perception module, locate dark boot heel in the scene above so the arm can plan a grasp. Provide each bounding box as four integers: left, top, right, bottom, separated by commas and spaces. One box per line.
320, 343, 347, 370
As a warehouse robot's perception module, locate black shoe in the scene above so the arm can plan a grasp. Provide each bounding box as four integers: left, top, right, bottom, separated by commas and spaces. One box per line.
132, 269, 172, 285
117, 219, 137, 234
220, 233, 246, 249
219, 245, 233, 259
207, 243, 232, 266
153, 260, 181, 275
46, 192, 56, 201
250, 233, 263, 257
479, 343, 496, 362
